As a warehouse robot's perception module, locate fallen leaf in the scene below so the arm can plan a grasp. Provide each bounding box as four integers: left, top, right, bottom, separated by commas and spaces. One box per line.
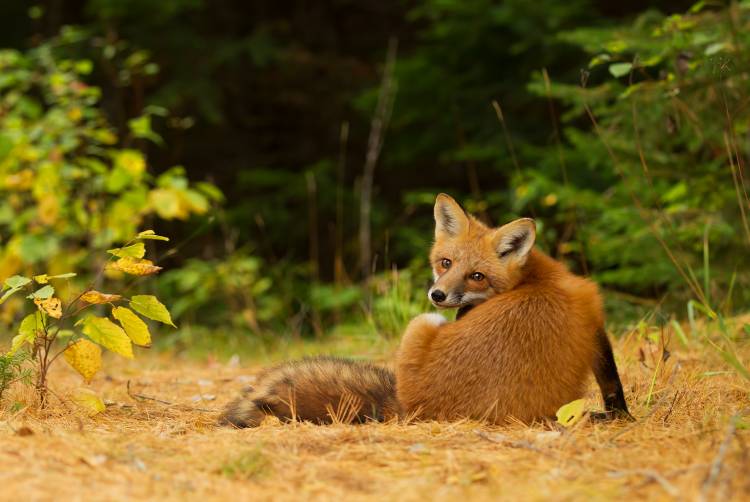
72, 388, 106, 416
556, 399, 586, 427
16, 426, 34, 437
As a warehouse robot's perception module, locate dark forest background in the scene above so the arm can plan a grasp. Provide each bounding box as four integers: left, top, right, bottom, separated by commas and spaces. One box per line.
0, 0, 748, 347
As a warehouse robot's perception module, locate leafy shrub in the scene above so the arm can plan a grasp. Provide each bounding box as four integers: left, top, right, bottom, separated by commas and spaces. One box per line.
2, 230, 173, 410
0, 31, 217, 324
523, 3, 750, 306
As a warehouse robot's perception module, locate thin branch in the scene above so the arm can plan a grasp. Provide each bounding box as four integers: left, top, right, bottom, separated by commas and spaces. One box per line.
359, 37, 398, 282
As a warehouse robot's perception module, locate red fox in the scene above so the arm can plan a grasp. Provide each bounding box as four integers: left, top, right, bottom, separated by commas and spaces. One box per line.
220, 194, 629, 427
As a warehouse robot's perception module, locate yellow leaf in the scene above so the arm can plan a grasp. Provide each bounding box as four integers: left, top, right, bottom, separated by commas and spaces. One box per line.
107, 257, 162, 276
34, 297, 62, 319
35, 273, 77, 284
112, 306, 151, 347
107, 242, 145, 259
64, 339, 102, 383
556, 399, 586, 427
114, 149, 146, 177
72, 388, 106, 416
136, 230, 169, 241
4, 169, 35, 191
81, 290, 123, 304
149, 188, 186, 220
81, 317, 134, 359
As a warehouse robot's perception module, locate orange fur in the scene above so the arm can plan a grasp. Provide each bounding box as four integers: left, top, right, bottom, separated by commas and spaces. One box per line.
397, 194, 608, 424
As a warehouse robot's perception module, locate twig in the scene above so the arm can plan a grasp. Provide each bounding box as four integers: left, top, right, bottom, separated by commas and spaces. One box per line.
608, 469, 680, 498
474, 429, 554, 457
359, 37, 398, 282
700, 413, 741, 501
126, 380, 214, 413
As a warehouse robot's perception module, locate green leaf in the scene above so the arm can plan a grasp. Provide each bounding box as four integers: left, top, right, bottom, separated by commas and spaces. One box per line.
112, 306, 152, 347
129, 295, 175, 327
9, 312, 46, 354
27, 285, 55, 300
107, 242, 146, 259
136, 230, 169, 241
81, 317, 134, 359
4, 275, 31, 290
1, 276, 31, 303
608, 62, 633, 78
0, 288, 20, 305
556, 399, 586, 427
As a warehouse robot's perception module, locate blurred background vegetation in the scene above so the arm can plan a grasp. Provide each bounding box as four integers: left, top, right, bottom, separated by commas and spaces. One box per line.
0, 0, 748, 355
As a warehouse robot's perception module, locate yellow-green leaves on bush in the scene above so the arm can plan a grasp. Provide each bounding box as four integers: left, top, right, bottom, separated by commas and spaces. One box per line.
130, 295, 175, 327
107, 242, 145, 259
136, 230, 169, 241
1, 275, 31, 304
64, 339, 102, 383
81, 290, 123, 304
27, 285, 55, 300
8, 312, 46, 355
107, 257, 162, 276
81, 317, 133, 359
34, 297, 62, 319
112, 307, 151, 347
32, 273, 76, 284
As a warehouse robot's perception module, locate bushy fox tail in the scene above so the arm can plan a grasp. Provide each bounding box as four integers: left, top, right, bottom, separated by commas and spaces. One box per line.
219, 356, 400, 427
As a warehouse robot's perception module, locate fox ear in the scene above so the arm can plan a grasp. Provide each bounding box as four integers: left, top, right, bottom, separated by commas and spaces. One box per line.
434, 193, 469, 238
493, 218, 536, 261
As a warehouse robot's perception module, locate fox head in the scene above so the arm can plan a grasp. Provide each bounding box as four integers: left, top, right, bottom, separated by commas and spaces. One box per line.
428, 193, 536, 309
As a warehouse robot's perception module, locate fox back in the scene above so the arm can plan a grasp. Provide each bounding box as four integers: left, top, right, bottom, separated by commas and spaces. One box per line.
397, 194, 613, 423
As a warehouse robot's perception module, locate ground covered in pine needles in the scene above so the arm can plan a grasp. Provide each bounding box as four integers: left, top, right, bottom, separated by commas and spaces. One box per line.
1, 326, 749, 501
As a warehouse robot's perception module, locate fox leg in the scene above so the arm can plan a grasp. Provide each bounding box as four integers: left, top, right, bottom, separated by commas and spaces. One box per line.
591, 327, 632, 420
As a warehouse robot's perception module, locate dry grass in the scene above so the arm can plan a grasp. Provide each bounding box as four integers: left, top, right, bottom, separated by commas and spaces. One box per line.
1, 328, 749, 502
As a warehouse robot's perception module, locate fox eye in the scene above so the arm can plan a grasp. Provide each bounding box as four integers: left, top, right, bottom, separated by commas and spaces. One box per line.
441, 258, 452, 269
469, 272, 485, 281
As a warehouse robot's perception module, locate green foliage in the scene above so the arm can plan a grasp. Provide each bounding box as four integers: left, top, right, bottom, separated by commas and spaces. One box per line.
0, 31, 215, 317
0, 350, 31, 401
524, 3, 750, 305
1, 230, 174, 409
220, 446, 271, 480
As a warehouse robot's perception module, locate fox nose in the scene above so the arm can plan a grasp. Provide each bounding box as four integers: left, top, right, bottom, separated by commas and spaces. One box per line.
430, 290, 447, 303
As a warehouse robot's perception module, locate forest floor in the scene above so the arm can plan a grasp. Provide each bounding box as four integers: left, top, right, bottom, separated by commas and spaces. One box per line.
1, 324, 749, 501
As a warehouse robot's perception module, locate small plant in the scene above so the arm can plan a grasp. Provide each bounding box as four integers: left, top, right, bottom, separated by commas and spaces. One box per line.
220, 446, 270, 480
2, 230, 174, 410
0, 350, 31, 402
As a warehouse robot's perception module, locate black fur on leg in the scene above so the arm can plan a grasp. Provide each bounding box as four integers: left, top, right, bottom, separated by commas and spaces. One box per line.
593, 327, 633, 421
